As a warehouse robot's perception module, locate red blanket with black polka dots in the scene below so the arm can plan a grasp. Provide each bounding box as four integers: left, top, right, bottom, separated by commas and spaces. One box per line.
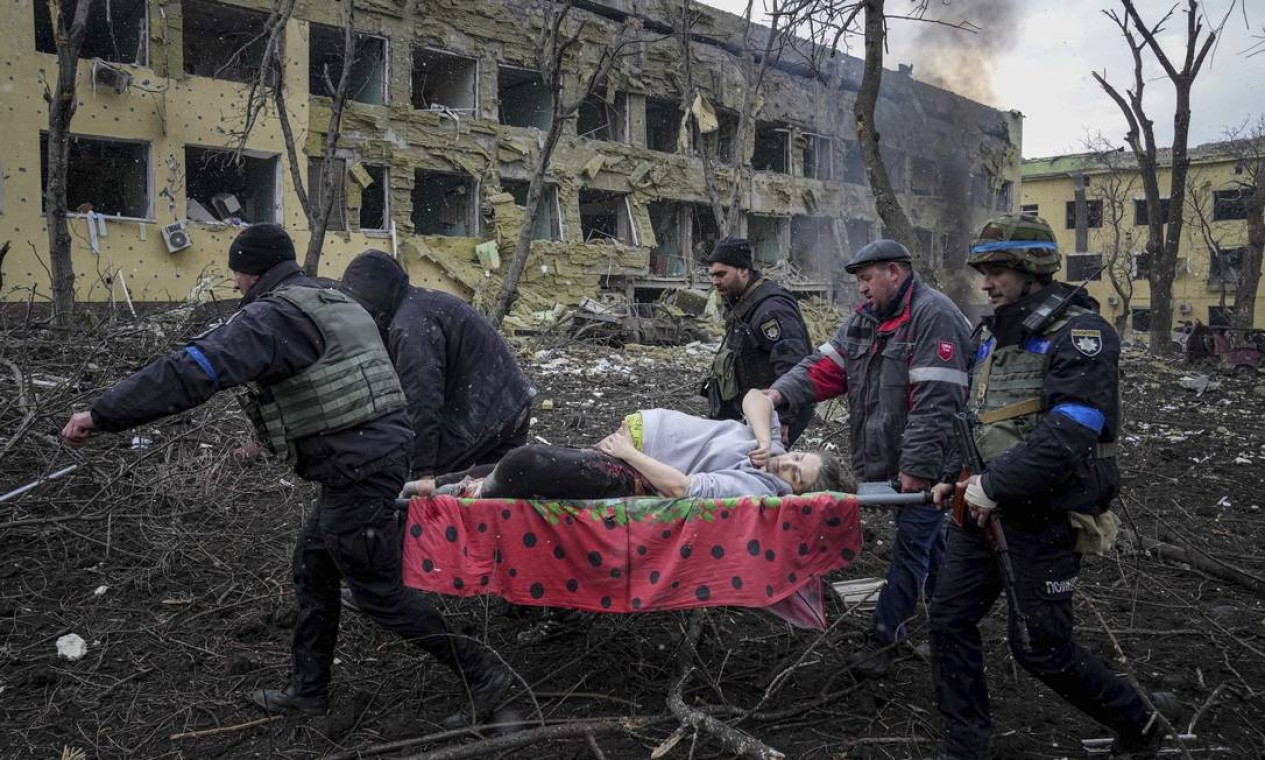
402, 492, 863, 630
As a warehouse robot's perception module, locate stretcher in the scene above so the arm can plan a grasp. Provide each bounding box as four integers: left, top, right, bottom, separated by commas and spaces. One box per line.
398, 491, 927, 630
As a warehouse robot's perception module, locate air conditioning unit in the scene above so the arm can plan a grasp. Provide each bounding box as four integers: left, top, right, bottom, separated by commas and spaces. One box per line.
92, 60, 132, 95
1178, 303, 1193, 315
161, 222, 192, 254
1107, 295, 1120, 306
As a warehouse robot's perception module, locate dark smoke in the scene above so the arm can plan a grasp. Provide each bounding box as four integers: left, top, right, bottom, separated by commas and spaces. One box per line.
906, 0, 1022, 105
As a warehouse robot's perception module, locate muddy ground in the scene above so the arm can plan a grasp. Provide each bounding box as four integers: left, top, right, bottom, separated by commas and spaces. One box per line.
2, 309, 1264, 759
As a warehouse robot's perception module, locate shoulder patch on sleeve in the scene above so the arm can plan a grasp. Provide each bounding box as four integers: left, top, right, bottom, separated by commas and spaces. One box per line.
760, 318, 782, 341
1070, 328, 1103, 357
937, 341, 955, 362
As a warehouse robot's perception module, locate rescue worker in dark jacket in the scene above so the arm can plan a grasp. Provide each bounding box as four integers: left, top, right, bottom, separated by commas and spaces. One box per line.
60, 224, 511, 727
702, 237, 812, 443
767, 239, 972, 677
340, 250, 536, 482
927, 215, 1175, 759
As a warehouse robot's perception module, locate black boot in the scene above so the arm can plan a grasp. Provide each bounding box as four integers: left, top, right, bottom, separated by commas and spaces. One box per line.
442, 644, 513, 729
1110, 692, 1182, 758
250, 687, 328, 714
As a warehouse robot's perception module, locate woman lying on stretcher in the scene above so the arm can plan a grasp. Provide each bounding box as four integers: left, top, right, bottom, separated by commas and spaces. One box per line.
405, 390, 849, 500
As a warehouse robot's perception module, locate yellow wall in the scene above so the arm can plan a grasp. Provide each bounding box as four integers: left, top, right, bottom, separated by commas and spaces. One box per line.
1021, 153, 1264, 332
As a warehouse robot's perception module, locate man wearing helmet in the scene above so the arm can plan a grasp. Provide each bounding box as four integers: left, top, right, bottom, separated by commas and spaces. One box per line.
766, 238, 973, 677
927, 215, 1175, 759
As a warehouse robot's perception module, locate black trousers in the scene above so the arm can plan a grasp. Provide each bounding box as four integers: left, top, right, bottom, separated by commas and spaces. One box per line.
289, 456, 481, 697
432, 404, 532, 477
437, 445, 646, 500
928, 515, 1151, 759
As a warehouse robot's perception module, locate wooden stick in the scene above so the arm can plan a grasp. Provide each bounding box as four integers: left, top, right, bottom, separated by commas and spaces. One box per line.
169, 715, 282, 740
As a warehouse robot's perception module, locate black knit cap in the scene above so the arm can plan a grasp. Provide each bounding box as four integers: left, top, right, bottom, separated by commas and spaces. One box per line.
228, 223, 296, 275
706, 237, 754, 269
341, 249, 409, 322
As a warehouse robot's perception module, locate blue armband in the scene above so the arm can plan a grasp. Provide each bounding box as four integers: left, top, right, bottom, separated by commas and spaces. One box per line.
1050, 403, 1104, 435
184, 346, 220, 391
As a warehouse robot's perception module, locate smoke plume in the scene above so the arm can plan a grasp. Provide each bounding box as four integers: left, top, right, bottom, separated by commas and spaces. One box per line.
905, 0, 1022, 105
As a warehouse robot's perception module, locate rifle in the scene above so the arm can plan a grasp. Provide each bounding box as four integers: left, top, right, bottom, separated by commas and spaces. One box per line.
951, 411, 1032, 652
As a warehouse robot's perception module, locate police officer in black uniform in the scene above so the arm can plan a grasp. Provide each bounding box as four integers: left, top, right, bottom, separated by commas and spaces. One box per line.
927, 215, 1176, 759
702, 237, 812, 443
61, 224, 511, 727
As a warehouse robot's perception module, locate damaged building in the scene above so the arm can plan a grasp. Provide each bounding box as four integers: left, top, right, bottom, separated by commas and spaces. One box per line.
2, 0, 1021, 318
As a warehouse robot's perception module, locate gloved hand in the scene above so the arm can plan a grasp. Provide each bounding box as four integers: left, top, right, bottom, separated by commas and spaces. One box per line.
964, 475, 998, 527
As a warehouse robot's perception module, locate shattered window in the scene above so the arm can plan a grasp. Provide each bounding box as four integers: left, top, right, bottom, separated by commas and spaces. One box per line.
645, 98, 681, 153
690, 204, 720, 264
802, 134, 834, 181
1065, 200, 1104, 229
308, 24, 387, 105
412, 48, 478, 112
39, 132, 150, 219
1064, 253, 1103, 281
578, 189, 634, 244
648, 202, 685, 276
307, 158, 347, 232
498, 66, 552, 130
577, 87, 626, 142
34, 0, 147, 66
502, 179, 561, 241
747, 215, 786, 268
752, 123, 789, 173
183, 0, 273, 84
790, 217, 834, 278
412, 171, 477, 237
1212, 189, 1248, 221
185, 147, 279, 223
358, 165, 389, 231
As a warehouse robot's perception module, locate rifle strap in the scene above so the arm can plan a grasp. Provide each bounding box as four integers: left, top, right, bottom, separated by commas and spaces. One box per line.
976, 397, 1042, 424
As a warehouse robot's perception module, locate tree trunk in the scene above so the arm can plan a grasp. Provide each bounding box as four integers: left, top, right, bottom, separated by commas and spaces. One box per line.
43, 0, 97, 328
303, 0, 356, 274
853, 0, 933, 286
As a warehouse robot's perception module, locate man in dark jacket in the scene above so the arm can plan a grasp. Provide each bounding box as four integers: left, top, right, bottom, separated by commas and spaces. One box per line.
702, 237, 812, 443
767, 239, 973, 677
61, 225, 511, 727
340, 250, 536, 484
927, 215, 1175, 759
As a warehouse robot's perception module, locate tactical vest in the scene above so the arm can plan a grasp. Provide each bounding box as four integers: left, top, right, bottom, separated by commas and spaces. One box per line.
969, 304, 1116, 463
710, 278, 803, 402
241, 287, 406, 462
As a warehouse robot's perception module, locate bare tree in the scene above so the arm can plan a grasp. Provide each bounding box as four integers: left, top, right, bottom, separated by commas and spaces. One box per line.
42, 0, 98, 327
1084, 137, 1142, 337
1094, 0, 1222, 355
1224, 118, 1265, 328
236, 0, 358, 274
486, 1, 638, 327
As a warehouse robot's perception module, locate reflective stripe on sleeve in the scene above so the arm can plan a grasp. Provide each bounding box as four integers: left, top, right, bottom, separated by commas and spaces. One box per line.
819, 342, 846, 371
908, 366, 969, 386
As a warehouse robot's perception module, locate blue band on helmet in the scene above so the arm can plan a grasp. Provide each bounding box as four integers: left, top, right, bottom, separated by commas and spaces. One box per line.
969, 240, 1059, 255
184, 346, 220, 390
1051, 403, 1104, 435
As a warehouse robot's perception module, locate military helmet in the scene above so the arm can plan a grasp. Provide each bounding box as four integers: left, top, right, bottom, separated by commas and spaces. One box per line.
967, 215, 1061, 276
844, 239, 913, 274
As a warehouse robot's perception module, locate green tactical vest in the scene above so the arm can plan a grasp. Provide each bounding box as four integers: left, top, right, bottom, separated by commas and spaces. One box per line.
969, 304, 1110, 463
242, 286, 406, 462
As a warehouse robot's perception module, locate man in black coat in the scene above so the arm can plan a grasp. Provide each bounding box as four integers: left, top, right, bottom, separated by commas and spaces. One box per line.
701, 237, 812, 443
340, 250, 536, 485
62, 225, 511, 727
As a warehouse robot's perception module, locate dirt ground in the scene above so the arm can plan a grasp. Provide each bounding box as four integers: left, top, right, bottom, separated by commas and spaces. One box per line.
2, 309, 1264, 760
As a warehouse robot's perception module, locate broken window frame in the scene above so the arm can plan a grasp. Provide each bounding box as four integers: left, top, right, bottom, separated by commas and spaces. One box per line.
39, 132, 152, 220
577, 86, 627, 143
411, 46, 479, 114
801, 133, 834, 181
182, 0, 276, 85
789, 216, 834, 279
34, 0, 149, 67
706, 108, 740, 166
578, 189, 637, 246
645, 97, 681, 154
1064, 199, 1104, 229
1212, 189, 1249, 221
747, 214, 788, 269
307, 23, 389, 106
752, 123, 791, 174
648, 201, 686, 277
185, 145, 282, 224
498, 65, 553, 131
690, 204, 720, 266
502, 179, 563, 242
412, 170, 479, 238
1064, 253, 1104, 281
358, 164, 390, 233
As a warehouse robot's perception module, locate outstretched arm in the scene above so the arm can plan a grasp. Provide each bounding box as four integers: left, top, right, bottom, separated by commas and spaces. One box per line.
742, 389, 774, 469
595, 423, 690, 498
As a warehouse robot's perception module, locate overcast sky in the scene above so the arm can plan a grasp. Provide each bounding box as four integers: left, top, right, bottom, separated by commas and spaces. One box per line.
696, 0, 1263, 158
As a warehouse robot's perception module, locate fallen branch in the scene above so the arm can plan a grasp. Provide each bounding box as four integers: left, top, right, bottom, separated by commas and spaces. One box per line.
1120, 528, 1265, 596
168, 714, 282, 740
325, 717, 651, 760
395, 719, 640, 760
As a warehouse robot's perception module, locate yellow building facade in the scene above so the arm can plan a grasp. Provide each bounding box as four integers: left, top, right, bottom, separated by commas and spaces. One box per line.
1021, 143, 1262, 334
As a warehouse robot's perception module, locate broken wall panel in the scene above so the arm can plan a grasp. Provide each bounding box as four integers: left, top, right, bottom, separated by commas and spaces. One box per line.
503, 179, 561, 241
412, 47, 478, 112
182, 0, 272, 83
308, 24, 388, 105
359, 164, 389, 231
308, 158, 348, 231
186, 146, 279, 223
413, 170, 477, 237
